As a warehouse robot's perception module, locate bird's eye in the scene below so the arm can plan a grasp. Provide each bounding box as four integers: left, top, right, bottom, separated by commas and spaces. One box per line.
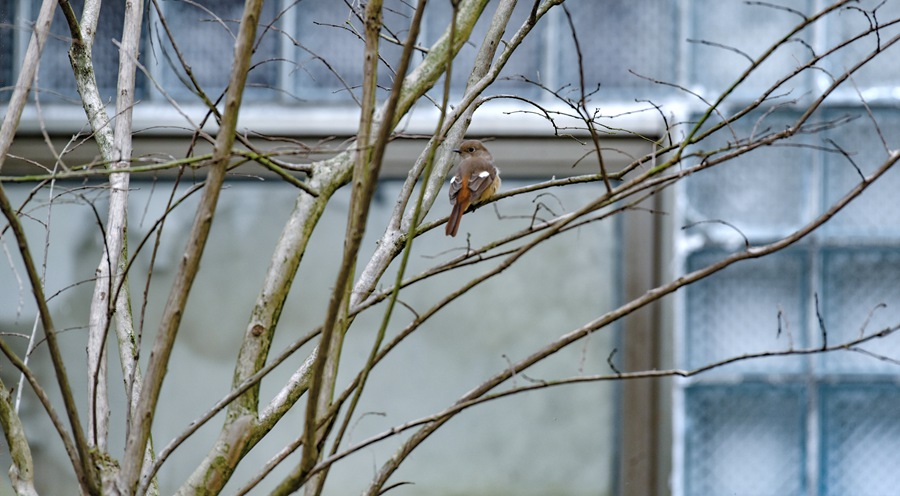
467, 147, 475, 152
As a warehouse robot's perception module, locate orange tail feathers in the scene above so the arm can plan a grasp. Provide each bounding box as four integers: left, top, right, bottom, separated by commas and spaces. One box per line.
445, 200, 467, 237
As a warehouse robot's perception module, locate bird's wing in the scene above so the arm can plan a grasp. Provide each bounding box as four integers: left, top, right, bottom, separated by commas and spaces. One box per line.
467, 169, 495, 201
448, 175, 462, 205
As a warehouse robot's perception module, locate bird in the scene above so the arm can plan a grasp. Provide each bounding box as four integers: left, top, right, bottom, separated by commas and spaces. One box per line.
445, 139, 501, 237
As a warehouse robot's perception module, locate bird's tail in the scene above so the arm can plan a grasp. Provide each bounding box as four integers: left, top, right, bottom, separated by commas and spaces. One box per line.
445, 201, 465, 237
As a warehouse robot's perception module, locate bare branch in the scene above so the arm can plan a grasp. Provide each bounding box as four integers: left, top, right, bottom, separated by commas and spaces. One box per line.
296, 0, 389, 490
562, 4, 611, 191
119, 0, 268, 491
0, 337, 84, 489
324, 2, 435, 489
682, 219, 751, 249
0, 374, 37, 495
815, 293, 828, 349
313, 322, 900, 477
745, 1, 809, 21
687, 38, 755, 65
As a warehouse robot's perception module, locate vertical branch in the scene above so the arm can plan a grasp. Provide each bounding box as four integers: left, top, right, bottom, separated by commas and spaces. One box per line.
62, 0, 145, 456
0, 378, 37, 496
118, 0, 265, 492
0, 0, 99, 492
314, 3, 431, 494
63, 0, 148, 480
108, 0, 145, 437
80, 1, 112, 451
0, 182, 96, 493
297, 0, 385, 489
362, 2, 561, 493
108, 0, 150, 489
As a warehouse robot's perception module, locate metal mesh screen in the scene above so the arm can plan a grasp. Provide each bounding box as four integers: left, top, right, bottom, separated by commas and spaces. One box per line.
159, 0, 280, 102
821, 248, 900, 373
37, 0, 147, 104
559, 0, 678, 96
684, 384, 807, 496
684, 111, 814, 238
420, 0, 543, 100
820, 384, 900, 496
824, 0, 900, 92
823, 110, 900, 238
0, 1, 12, 96
686, 250, 807, 374
688, 0, 812, 97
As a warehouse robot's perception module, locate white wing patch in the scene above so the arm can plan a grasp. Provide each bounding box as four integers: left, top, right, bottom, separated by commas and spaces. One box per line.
477, 171, 490, 178
450, 176, 459, 184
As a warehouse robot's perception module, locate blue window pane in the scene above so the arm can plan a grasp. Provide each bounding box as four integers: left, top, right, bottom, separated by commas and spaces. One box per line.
821, 248, 900, 373
37, 0, 148, 104
0, 1, 13, 97
159, 0, 280, 102
557, 0, 678, 98
686, 250, 807, 373
820, 384, 900, 496
823, 0, 900, 94
422, 0, 543, 100
822, 109, 900, 238
292, 1, 406, 103
684, 111, 814, 237
689, 0, 813, 98
684, 384, 807, 496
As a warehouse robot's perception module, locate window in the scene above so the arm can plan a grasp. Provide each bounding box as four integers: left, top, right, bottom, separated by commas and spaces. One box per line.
3, 0, 680, 106
675, 1, 900, 495
37, 0, 149, 103
0, 1, 13, 90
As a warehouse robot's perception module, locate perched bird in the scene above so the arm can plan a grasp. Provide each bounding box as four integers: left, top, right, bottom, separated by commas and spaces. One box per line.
445, 139, 501, 237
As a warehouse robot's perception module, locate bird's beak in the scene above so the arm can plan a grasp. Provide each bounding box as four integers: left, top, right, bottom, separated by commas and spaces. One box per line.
452, 148, 461, 154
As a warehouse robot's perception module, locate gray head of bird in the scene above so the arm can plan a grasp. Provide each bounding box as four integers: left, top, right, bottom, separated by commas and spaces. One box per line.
453, 139, 492, 160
